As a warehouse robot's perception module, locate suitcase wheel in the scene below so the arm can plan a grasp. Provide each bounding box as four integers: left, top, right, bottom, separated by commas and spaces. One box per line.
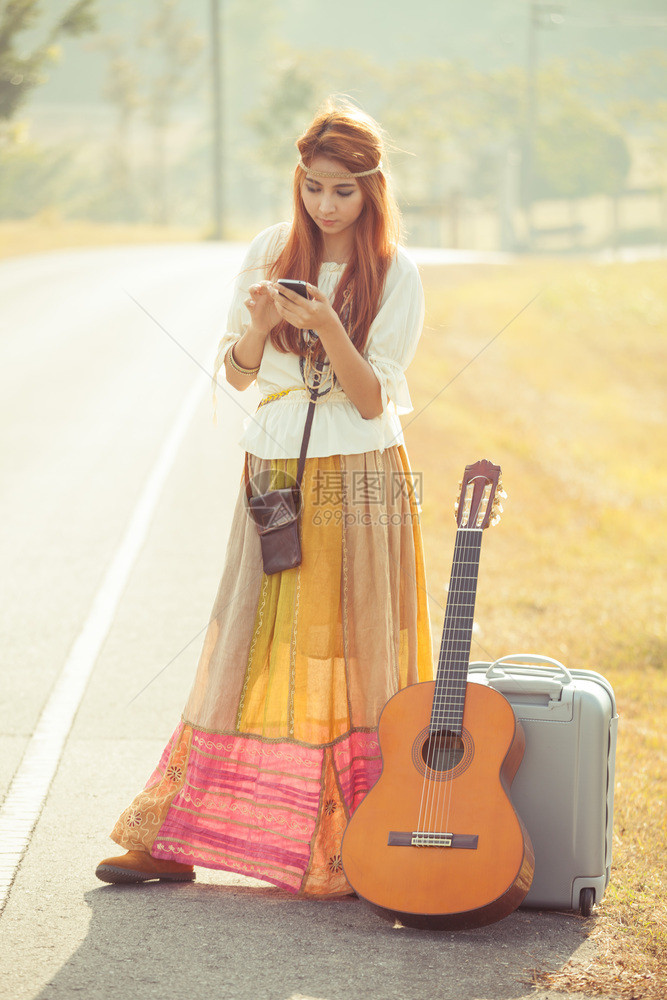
579, 887, 595, 916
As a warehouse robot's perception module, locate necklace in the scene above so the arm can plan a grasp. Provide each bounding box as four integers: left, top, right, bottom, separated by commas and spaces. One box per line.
298, 284, 353, 401
300, 333, 336, 400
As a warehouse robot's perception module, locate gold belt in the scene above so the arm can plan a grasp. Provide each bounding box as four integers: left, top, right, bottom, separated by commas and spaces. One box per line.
257, 387, 304, 409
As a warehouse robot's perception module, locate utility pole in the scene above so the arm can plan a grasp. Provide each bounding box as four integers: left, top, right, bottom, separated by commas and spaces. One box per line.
523, 2, 538, 246
210, 0, 224, 240
522, 1, 564, 249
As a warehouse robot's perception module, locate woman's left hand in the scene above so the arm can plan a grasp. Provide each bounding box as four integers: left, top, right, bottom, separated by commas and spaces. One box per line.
268, 282, 338, 338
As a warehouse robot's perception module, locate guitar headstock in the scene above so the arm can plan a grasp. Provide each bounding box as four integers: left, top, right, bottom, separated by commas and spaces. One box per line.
454, 460, 506, 529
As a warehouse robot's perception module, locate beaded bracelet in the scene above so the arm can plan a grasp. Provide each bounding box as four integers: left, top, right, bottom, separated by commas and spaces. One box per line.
226, 344, 260, 376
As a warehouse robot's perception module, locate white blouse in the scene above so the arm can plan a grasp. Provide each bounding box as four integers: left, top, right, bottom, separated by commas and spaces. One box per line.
214, 222, 425, 459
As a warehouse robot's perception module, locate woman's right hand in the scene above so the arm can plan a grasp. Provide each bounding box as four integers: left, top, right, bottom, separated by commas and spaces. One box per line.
245, 281, 280, 337
225, 282, 277, 388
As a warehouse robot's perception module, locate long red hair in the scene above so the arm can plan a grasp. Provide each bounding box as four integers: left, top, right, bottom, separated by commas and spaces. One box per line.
268, 99, 401, 360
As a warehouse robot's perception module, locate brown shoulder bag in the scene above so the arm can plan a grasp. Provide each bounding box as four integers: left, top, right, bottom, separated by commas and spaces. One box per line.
244, 362, 322, 575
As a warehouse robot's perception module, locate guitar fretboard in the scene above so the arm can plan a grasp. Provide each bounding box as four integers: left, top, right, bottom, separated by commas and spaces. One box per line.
430, 528, 482, 735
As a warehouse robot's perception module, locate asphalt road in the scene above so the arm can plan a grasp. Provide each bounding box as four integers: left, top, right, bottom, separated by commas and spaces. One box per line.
0, 243, 609, 1000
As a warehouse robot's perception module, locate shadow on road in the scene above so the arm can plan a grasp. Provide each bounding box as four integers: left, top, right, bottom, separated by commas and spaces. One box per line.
33, 879, 592, 1000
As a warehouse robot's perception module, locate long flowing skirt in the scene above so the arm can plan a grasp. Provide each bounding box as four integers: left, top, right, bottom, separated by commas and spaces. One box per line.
110, 445, 433, 896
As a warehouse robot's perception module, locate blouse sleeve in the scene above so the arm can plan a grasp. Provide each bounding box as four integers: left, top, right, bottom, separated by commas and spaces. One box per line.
363, 249, 425, 416
211, 223, 288, 422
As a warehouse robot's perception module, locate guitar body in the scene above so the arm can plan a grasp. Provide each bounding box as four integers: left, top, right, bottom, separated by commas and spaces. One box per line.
341, 679, 535, 929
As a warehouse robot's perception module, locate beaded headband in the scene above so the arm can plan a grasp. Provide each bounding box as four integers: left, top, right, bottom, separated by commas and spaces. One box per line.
298, 158, 383, 179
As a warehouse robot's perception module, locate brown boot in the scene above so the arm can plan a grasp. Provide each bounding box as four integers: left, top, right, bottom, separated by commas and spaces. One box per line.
95, 849, 196, 884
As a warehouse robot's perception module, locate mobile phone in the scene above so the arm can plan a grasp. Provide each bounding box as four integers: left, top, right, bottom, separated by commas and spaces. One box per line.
277, 279, 309, 299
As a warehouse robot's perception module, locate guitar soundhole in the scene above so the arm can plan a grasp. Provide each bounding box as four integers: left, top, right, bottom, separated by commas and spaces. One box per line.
412, 726, 474, 780
421, 730, 465, 773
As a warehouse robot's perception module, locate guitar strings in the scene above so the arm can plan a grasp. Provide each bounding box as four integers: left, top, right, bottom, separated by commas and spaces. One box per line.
434, 525, 469, 841
416, 529, 455, 836
442, 528, 480, 841
419, 526, 481, 843
418, 471, 494, 850
419, 524, 462, 838
418, 524, 471, 838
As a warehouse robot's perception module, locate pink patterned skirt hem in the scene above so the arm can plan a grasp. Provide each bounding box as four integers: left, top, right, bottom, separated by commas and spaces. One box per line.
148, 724, 382, 895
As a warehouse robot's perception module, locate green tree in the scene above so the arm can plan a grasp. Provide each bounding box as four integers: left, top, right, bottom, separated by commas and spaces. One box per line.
139, 0, 205, 224
605, 50, 667, 195
0, 0, 97, 126
533, 103, 631, 200
91, 32, 143, 220
247, 56, 319, 215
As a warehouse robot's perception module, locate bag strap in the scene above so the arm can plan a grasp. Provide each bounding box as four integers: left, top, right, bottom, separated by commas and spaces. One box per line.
295, 357, 323, 488
244, 351, 323, 502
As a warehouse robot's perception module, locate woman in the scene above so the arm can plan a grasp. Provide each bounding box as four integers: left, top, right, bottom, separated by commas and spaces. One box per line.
96, 99, 433, 897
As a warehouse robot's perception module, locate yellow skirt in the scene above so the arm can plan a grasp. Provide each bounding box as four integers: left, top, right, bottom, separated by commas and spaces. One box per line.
111, 445, 433, 896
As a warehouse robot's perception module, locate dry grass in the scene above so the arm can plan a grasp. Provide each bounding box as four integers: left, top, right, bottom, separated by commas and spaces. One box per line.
408, 258, 667, 998
0, 215, 203, 259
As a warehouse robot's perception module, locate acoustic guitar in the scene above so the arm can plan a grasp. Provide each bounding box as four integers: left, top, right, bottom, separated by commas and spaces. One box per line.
341, 460, 534, 929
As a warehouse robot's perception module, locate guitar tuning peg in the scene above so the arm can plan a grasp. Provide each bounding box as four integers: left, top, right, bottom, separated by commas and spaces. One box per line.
492, 500, 504, 515
490, 512, 502, 527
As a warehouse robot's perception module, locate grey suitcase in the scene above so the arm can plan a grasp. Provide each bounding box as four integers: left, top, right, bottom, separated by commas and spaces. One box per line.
467, 654, 618, 915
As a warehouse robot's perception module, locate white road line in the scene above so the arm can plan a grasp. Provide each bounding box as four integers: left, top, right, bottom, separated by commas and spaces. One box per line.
0, 373, 208, 911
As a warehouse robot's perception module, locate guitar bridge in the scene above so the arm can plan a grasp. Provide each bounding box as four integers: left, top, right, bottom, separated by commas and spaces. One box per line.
412, 832, 452, 847
388, 831, 478, 849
